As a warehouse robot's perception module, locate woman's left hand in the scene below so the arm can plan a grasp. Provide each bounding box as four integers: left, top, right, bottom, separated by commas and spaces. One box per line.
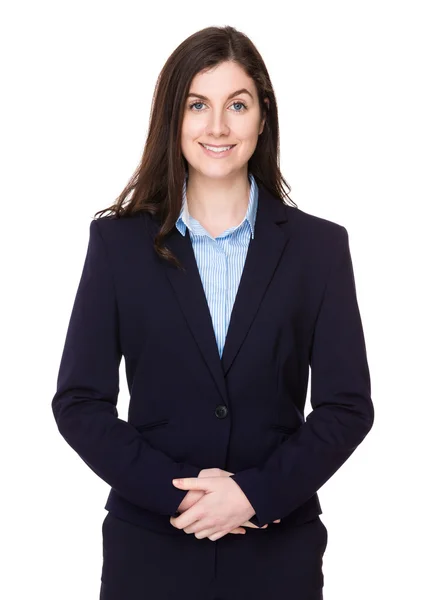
169, 474, 263, 541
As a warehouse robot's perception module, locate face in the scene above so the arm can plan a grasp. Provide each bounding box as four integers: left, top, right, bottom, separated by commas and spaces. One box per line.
180, 61, 268, 180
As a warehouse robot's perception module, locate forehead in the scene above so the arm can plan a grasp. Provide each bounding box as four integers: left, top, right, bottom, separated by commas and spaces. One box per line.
188, 62, 256, 98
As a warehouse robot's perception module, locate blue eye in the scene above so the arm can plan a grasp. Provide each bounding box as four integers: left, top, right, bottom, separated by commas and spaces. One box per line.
189, 102, 205, 111
231, 102, 248, 112
188, 101, 248, 113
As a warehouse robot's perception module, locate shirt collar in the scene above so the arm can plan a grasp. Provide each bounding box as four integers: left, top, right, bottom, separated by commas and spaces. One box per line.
176, 172, 258, 239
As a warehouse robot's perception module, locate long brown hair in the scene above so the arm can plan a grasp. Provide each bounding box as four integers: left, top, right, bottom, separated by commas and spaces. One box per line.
94, 25, 297, 270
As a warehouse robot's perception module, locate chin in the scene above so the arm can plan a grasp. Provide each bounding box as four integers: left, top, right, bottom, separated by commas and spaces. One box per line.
193, 165, 239, 179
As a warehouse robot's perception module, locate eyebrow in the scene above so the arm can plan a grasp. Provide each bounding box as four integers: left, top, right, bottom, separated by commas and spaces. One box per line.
187, 88, 254, 102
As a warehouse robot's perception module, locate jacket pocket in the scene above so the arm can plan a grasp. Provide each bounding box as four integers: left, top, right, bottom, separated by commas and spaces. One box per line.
270, 424, 297, 434
135, 418, 169, 432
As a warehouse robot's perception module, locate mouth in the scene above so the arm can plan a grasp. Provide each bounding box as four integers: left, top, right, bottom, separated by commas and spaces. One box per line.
199, 142, 237, 158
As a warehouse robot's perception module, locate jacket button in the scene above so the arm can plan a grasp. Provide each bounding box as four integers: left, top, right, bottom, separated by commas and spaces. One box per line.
215, 405, 228, 419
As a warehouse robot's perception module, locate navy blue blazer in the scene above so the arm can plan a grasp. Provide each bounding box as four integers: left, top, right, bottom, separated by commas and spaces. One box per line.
51, 182, 374, 535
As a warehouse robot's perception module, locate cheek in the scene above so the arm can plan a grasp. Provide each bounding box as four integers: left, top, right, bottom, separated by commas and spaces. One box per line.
235, 131, 260, 153
180, 134, 196, 157
236, 119, 262, 137
181, 117, 204, 140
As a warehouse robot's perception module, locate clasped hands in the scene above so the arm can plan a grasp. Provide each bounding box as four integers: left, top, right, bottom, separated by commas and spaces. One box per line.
169, 467, 281, 541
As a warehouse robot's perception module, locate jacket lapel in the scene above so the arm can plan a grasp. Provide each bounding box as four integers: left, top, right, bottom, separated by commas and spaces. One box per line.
156, 182, 290, 404
221, 185, 290, 376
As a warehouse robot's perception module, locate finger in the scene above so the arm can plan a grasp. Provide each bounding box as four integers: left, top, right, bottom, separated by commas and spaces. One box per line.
173, 478, 204, 490
208, 530, 229, 541
171, 504, 205, 530
193, 527, 220, 540
195, 526, 242, 541
182, 520, 201, 535
242, 521, 269, 528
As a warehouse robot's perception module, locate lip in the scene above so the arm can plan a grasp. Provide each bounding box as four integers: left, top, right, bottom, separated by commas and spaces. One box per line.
199, 142, 236, 158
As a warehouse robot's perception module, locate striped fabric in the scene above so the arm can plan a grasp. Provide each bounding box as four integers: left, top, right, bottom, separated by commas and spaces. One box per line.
176, 172, 259, 358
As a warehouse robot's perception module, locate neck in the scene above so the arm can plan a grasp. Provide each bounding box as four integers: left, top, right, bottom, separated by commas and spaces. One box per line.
185, 168, 251, 226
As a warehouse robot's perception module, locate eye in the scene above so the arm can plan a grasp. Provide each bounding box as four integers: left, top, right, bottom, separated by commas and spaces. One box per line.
188, 101, 205, 111
231, 101, 248, 112
188, 101, 248, 113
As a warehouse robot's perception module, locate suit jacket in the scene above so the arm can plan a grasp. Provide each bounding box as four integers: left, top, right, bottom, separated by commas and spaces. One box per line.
51, 182, 374, 535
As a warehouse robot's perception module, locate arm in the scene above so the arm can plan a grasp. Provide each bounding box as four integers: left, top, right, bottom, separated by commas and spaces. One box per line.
230, 227, 374, 527
51, 219, 201, 516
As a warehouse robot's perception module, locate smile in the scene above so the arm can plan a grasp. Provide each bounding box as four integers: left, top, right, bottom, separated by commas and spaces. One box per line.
199, 143, 236, 158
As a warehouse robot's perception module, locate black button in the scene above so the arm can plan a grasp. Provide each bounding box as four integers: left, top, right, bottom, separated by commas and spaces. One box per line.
215, 405, 228, 419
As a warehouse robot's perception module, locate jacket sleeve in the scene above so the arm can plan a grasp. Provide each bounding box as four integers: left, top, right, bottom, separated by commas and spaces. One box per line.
230, 226, 374, 527
51, 219, 201, 516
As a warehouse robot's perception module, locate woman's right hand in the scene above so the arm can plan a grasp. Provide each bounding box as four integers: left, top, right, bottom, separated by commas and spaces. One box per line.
175, 468, 281, 535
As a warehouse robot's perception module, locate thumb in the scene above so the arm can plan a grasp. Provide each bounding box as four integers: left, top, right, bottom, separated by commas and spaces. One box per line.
172, 477, 210, 490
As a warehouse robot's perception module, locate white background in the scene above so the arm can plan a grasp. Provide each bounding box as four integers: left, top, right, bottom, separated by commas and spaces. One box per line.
2, 1, 425, 598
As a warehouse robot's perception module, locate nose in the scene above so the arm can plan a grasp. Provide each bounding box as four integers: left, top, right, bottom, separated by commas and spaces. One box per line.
205, 109, 230, 137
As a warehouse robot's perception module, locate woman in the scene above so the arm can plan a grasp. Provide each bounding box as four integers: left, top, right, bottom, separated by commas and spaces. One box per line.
52, 25, 374, 600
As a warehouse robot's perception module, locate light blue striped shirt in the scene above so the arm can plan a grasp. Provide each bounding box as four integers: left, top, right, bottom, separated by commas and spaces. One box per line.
176, 173, 259, 358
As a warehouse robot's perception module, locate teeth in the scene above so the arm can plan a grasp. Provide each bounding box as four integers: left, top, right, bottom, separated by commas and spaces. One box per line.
202, 144, 233, 153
